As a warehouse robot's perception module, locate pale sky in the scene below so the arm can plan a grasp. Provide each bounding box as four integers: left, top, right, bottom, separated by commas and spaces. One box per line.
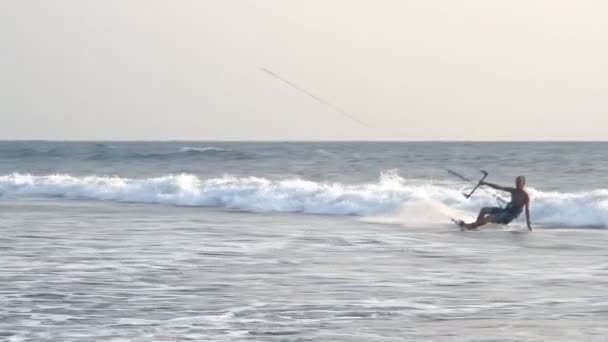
2, 1, 607, 140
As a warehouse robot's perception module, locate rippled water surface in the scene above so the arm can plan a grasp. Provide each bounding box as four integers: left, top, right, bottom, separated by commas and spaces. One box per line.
2, 142, 608, 341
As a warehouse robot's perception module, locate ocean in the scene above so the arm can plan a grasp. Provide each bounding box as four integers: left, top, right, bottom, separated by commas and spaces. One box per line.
1, 141, 607, 341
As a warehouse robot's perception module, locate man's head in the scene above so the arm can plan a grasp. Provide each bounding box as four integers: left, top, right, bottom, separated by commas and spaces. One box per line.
515, 176, 526, 189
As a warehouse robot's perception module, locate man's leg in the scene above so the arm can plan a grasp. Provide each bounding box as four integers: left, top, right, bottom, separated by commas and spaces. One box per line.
459, 207, 497, 230
476, 207, 494, 221
461, 215, 494, 230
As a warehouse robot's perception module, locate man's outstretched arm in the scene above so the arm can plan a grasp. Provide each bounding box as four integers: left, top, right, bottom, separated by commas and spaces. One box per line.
480, 181, 514, 193
525, 201, 532, 231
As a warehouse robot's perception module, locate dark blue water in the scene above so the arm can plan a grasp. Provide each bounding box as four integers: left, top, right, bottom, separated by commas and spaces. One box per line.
1, 141, 607, 190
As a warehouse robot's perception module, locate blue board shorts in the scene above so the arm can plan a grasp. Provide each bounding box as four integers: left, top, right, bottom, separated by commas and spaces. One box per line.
488, 207, 519, 224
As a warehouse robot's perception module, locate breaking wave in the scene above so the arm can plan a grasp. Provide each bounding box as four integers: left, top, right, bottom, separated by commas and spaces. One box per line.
0, 172, 607, 228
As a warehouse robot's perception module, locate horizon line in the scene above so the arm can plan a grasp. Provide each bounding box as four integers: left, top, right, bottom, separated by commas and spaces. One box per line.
1, 139, 608, 143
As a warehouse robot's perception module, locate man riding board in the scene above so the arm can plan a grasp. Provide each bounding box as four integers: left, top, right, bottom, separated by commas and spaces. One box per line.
457, 176, 532, 231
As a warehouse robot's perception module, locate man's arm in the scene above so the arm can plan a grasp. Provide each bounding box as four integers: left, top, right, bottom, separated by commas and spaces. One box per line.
480, 181, 514, 193
525, 199, 532, 231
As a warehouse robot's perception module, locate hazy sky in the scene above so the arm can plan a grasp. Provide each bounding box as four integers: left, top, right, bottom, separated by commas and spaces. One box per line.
3, 1, 607, 140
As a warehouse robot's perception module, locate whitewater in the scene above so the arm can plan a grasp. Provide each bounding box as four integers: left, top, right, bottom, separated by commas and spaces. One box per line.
2, 172, 607, 228
1, 141, 607, 341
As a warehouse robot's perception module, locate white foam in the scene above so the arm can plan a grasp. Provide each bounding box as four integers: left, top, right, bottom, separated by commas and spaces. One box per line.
179, 146, 231, 153
315, 149, 334, 156
0, 172, 607, 228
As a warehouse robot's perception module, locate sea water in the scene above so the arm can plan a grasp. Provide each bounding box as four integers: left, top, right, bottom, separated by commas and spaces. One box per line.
1, 142, 607, 341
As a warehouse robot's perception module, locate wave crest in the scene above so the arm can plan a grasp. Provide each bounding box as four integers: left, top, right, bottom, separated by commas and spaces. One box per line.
179, 146, 233, 153
1, 173, 607, 228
